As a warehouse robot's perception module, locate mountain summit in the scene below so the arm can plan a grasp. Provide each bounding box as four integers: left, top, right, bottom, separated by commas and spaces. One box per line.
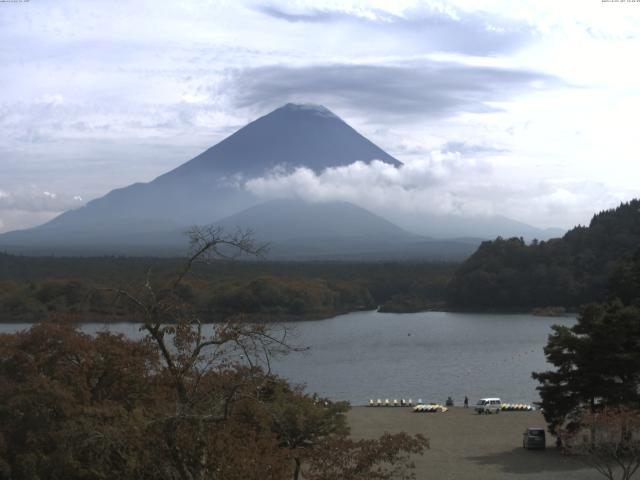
164, 103, 401, 179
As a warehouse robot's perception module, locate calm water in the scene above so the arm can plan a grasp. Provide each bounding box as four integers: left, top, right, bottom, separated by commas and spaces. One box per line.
1, 311, 575, 405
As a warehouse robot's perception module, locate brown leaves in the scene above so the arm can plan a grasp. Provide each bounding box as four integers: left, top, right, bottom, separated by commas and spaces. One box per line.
562, 407, 640, 480
304, 432, 429, 480
0, 323, 163, 479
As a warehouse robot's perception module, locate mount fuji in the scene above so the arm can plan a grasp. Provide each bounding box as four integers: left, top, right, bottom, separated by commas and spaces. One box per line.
0, 103, 560, 258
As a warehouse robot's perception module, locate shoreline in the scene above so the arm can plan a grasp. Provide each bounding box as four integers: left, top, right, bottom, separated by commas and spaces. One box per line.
0, 307, 578, 324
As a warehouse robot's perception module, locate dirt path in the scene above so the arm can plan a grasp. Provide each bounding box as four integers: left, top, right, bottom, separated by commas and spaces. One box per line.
347, 407, 601, 479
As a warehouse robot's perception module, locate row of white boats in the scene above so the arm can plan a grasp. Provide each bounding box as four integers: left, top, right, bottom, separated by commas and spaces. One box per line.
496, 403, 535, 411
368, 398, 535, 412
413, 403, 448, 413
367, 399, 450, 412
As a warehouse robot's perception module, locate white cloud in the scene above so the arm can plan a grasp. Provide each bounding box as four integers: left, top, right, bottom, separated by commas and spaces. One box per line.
0, 186, 88, 233
245, 158, 629, 231
0, 187, 84, 214
37, 94, 65, 106
246, 153, 492, 215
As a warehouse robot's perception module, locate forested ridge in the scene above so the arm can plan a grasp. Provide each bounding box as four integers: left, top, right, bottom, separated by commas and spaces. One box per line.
0, 256, 454, 321
3, 199, 638, 320
447, 199, 640, 310
532, 226, 640, 467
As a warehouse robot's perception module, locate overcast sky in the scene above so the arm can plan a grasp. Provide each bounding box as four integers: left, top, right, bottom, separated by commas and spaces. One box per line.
1, 0, 639, 233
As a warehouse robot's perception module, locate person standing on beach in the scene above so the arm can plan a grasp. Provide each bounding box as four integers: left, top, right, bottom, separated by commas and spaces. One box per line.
464, 396, 469, 408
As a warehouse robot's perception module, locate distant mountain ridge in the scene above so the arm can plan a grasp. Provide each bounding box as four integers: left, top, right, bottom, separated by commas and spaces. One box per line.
212, 199, 478, 260
216, 199, 415, 241
390, 212, 565, 241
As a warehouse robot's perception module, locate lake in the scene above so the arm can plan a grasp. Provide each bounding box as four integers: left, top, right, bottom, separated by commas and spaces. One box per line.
1, 310, 575, 405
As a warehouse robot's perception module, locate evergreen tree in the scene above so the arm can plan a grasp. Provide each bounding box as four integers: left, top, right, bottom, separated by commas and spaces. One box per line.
533, 301, 640, 438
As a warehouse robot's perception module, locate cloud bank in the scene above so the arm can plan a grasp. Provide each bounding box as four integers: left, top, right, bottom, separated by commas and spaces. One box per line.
245, 153, 493, 216
244, 156, 627, 232
228, 61, 562, 120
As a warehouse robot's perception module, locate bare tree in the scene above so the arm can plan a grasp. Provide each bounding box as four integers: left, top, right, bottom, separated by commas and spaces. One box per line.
562, 407, 640, 480
114, 226, 295, 480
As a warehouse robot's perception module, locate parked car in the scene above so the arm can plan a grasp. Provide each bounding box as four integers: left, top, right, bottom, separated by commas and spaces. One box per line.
474, 398, 501, 414
522, 427, 546, 449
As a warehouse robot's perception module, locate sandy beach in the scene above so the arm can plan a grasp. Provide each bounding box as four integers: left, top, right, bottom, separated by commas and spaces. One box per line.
347, 406, 601, 480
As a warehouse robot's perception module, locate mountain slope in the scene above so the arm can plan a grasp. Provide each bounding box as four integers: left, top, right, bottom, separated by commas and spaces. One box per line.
214, 199, 478, 260
215, 199, 418, 259
216, 199, 415, 242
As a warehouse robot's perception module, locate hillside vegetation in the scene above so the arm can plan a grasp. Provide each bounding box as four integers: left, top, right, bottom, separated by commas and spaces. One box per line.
447, 199, 640, 310
0, 256, 454, 321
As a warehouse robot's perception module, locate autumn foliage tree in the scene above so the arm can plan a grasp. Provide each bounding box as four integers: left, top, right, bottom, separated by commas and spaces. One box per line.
305, 432, 429, 480
0, 321, 163, 478
562, 407, 640, 480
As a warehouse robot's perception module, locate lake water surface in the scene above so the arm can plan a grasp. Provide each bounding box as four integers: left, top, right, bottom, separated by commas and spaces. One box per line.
1, 310, 575, 405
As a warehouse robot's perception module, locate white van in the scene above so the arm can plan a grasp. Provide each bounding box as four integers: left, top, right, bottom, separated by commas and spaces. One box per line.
475, 398, 501, 414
